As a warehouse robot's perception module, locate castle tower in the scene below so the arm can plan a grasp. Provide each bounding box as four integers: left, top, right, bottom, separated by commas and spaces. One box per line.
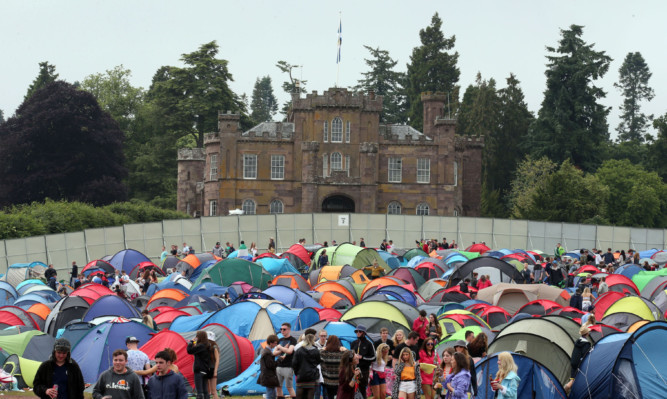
177, 148, 205, 216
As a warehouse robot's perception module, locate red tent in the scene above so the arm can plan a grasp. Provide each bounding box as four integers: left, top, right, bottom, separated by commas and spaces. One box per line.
516, 299, 563, 316
465, 243, 490, 254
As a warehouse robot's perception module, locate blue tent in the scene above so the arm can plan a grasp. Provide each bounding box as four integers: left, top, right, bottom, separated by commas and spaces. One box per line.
108, 249, 151, 275
188, 259, 217, 282
15, 279, 45, 295
262, 286, 322, 309
369, 286, 418, 307
638, 249, 659, 259
13, 293, 50, 310
218, 354, 266, 395
255, 258, 299, 276
145, 277, 192, 297
0, 281, 18, 306
71, 320, 154, 383
407, 256, 427, 268
191, 282, 230, 298
474, 352, 567, 399
570, 321, 667, 398
616, 264, 643, 280
81, 295, 141, 322
376, 250, 401, 269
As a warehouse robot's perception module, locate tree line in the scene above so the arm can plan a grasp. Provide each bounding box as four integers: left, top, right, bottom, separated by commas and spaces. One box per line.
0, 14, 665, 229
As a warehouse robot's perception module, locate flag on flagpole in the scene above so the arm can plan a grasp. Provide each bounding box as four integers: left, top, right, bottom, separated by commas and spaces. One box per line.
337, 18, 342, 64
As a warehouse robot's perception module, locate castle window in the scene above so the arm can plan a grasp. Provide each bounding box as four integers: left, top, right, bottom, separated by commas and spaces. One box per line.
345, 155, 350, 177
331, 152, 342, 170
416, 203, 430, 216
271, 155, 285, 180
417, 158, 430, 183
388, 158, 402, 183
270, 199, 284, 214
243, 154, 257, 179
209, 200, 217, 216
209, 154, 218, 180
453, 209, 459, 216
242, 199, 256, 215
323, 120, 328, 142
345, 121, 351, 143
331, 117, 343, 142
323, 154, 329, 177
388, 201, 402, 215
453, 161, 458, 186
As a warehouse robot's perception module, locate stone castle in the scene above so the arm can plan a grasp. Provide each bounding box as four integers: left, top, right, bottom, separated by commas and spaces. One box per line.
177, 88, 483, 217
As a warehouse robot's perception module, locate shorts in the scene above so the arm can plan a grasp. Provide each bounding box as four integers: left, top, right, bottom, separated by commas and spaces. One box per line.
277, 367, 294, 389
398, 380, 417, 394
370, 371, 386, 386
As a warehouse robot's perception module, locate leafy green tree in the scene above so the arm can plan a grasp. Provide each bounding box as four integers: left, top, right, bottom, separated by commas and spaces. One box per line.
508, 156, 557, 218
276, 60, 307, 117
355, 46, 406, 123
596, 159, 667, 227
405, 13, 460, 131
24, 61, 59, 103
148, 41, 247, 148
521, 160, 608, 223
614, 52, 655, 143
0, 81, 127, 207
250, 76, 278, 123
646, 113, 667, 181
80, 65, 145, 133
530, 25, 612, 173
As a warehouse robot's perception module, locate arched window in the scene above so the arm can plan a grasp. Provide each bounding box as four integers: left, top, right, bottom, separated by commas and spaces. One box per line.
387, 201, 402, 215
331, 117, 343, 142
242, 199, 256, 215
331, 152, 342, 170
453, 161, 458, 186
269, 199, 284, 214
416, 202, 430, 216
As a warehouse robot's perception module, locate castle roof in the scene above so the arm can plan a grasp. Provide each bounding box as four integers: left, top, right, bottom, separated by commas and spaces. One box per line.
242, 122, 294, 138
379, 124, 432, 141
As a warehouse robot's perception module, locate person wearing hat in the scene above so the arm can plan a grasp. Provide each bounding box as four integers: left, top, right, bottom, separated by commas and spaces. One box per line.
453, 340, 478, 397
350, 325, 376, 399
127, 337, 150, 395
34, 338, 85, 399
212, 242, 225, 258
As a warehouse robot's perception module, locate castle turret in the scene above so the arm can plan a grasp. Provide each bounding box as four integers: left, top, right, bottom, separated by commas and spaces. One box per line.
177, 148, 205, 216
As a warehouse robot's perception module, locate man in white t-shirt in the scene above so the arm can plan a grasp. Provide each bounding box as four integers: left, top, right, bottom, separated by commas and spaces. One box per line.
126, 336, 150, 390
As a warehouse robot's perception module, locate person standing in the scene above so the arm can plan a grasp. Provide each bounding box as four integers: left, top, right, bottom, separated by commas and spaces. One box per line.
238, 241, 249, 257
268, 237, 276, 254
555, 243, 565, 260
273, 323, 297, 399
370, 344, 390, 399
373, 328, 395, 365
292, 333, 321, 399
452, 341, 477, 397
212, 242, 225, 258
391, 347, 421, 399
315, 330, 328, 350
444, 352, 470, 399
187, 331, 213, 399
146, 350, 188, 399
126, 337, 150, 395
359, 238, 366, 247
317, 250, 329, 269
207, 331, 221, 399
258, 335, 280, 399
69, 261, 78, 287
491, 352, 520, 399
419, 338, 439, 399
412, 310, 429, 348
338, 350, 362, 399
320, 335, 346, 399
350, 325, 375, 399
93, 349, 145, 399
34, 338, 85, 399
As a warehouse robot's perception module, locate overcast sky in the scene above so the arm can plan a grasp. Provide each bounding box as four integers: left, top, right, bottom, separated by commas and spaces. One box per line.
2, 1, 665, 139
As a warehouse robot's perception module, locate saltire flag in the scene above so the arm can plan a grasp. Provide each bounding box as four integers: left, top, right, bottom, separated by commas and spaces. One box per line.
337, 18, 342, 64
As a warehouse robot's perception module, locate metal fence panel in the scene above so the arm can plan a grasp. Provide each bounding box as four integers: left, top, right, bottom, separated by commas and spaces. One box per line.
596, 225, 615, 252
509, 220, 529, 249
492, 219, 512, 249
350, 214, 386, 248
312, 214, 350, 246
612, 227, 631, 251
275, 214, 311, 251
630, 228, 649, 251
387, 215, 422, 248
645, 229, 664, 251
458, 217, 476, 250
237, 215, 276, 253
43, 232, 86, 275
473, 218, 494, 247
84, 226, 125, 261
125, 222, 163, 261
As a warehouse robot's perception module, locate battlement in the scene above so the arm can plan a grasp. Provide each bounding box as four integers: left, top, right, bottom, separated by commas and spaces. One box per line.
454, 135, 485, 151
177, 148, 205, 161
292, 87, 383, 112
421, 91, 448, 102
204, 132, 220, 145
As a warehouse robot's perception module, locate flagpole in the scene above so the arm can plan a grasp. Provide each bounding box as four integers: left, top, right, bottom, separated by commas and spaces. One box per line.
336, 12, 341, 87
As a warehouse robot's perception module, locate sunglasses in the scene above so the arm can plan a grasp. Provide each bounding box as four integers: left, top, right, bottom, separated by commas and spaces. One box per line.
426, 342, 434, 346
280, 328, 288, 331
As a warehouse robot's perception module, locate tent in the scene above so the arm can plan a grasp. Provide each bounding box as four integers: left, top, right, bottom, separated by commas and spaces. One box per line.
44, 295, 92, 336
280, 244, 311, 271
376, 250, 401, 269
448, 257, 525, 286
146, 288, 190, 310
81, 295, 141, 322
128, 261, 166, 280
474, 352, 567, 399
0, 306, 40, 330
255, 257, 300, 276
2, 262, 47, 287
108, 249, 152, 275
263, 285, 322, 309
570, 321, 667, 398
72, 319, 154, 383
516, 300, 563, 316
604, 274, 639, 295
417, 279, 449, 301
82, 260, 116, 277
403, 248, 428, 261
175, 253, 221, 279
362, 285, 419, 307
271, 273, 311, 291
1, 354, 41, 388
309, 265, 370, 287
475, 283, 570, 315
340, 300, 416, 334
0, 330, 55, 362
309, 243, 389, 272
386, 267, 426, 290
487, 317, 575, 385
192, 258, 272, 290
0, 282, 19, 307
465, 243, 490, 254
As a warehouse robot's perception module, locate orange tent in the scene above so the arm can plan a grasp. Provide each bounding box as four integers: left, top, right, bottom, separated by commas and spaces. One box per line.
27, 302, 51, 320
361, 276, 406, 298
147, 288, 189, 310
313, 281, 356, 305
272, 274, 311, 291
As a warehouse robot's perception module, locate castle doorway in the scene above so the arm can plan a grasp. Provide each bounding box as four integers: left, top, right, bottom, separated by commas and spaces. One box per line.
322, 195, 355, 213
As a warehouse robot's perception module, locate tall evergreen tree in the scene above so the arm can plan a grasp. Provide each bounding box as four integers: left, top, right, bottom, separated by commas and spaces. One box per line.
646, 112, 667, 181
530, 25, 611, 172
355, 46, 406, 123
0, 109, 4, 124
614, 52, 655, 142
250, 76, 278, 123
24, 61, 59, 103
405, 13, 459, 131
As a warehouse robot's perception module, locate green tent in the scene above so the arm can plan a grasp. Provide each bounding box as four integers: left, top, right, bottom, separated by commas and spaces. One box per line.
2, 354, 42, 388
191, 258, 272, 290
632, 269, 667, 293
403, 248, 428, 261
340, 301, 413, 333
435, 326, 482, 356
457, 250, 481, 260
310, 243, 389, 272
0, 330, 54, 361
